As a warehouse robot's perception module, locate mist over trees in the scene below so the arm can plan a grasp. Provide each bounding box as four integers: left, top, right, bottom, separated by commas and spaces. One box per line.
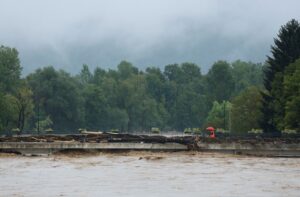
0, 19, 300, 135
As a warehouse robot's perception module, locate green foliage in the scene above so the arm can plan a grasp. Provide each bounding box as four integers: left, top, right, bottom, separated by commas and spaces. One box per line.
106, 108, 129, 131
14, 86, 34, 133
231, 60, 264, 95
110, 129, 119, 133
261, 19, 300, 133
216, 128, 229, 133
44, 128, 54, 134
164, 64, 182, 82
151, 127, 160, 134
11, 128, 20, 135
145, 67, 165, 101
192, 128, 201, 134
117, 61, 138, 80
284, 59, 300, 131
0, 46, 22, 132
5, 19, 300, 135
205, 101, 232, 130
0, 45, 268, 134
231, 87, 263, 134
0, 94, 19, 132
78, 128, 86, 133
27, 67, 83, 131
35, 116, 53, 133
184, 128, 192, 134
83, 84, 108, 130
162, 63, 207, 130
206, 61, 235, 102
0, 45, 21, 93
79, 64, 93, 84
282, 129, 297, 134
248, 129, 263, 134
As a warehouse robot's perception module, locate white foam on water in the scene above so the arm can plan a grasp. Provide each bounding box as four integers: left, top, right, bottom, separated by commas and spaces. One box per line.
0, 152, 299, 197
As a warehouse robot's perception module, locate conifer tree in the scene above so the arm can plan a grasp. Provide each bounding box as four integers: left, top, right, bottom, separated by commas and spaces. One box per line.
261, 19, 300, 133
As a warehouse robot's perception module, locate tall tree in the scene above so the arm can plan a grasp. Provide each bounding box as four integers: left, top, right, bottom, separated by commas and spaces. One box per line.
83, 84, 108, 130
0, 94, 18, 132
27, 67, 83, 131
145, 67, 165, 101
79, 64, 93, 84
0, 45, 22, 132
231, 87, 263, 133
14, 86, 34, 133
206, 61, 235, 102
164, 64, 183, 82
0, 45, 21, 93
261, 19, 300, 133
284, 59, 300, 131
92, 67, 106, 85
231, 60, 264, 95
117, 61, 138, 80
181, 62, 201, 83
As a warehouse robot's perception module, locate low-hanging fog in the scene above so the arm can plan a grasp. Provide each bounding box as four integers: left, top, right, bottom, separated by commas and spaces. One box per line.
0, 0, 299, 75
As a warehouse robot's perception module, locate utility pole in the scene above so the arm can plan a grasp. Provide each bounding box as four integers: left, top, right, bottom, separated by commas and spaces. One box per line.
37, 102, 40, 134
229, 104, 232, 133
37, 78, 40, 135
223, 101, 226, 130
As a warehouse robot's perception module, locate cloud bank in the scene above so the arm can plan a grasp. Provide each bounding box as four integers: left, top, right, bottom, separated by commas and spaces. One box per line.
0, 0, 299, 74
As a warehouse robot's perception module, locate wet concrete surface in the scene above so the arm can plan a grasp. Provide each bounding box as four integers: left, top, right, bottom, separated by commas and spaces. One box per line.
0, 152, 299, 197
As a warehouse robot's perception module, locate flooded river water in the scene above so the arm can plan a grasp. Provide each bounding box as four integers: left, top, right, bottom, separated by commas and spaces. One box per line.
0, 151, 299, 197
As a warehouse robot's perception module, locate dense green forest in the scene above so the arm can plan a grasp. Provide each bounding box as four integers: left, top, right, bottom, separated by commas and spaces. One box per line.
0, 19, 300, 134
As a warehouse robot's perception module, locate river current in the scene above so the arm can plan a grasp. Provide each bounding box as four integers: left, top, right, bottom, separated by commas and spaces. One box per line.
0, 152, 299, 196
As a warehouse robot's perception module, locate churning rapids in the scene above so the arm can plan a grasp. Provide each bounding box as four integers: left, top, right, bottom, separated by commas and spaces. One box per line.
0, 152, 299, 197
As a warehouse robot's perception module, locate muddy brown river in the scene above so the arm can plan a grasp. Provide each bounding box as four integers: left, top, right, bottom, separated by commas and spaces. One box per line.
0, 152, 299, 197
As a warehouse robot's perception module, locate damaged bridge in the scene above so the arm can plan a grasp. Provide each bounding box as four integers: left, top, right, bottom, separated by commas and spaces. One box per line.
0, 133, 192, 155
0, 133, 300, 157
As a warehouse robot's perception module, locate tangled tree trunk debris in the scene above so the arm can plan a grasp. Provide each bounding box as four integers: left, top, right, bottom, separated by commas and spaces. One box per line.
0, 133, 299, 145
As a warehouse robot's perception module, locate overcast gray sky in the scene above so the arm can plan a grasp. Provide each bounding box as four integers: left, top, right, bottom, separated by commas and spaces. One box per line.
0, 0, 299, 75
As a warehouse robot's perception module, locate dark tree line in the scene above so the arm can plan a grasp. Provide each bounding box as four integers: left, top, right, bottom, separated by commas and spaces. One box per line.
1, 19, 300, 135
0, 53, 264, 133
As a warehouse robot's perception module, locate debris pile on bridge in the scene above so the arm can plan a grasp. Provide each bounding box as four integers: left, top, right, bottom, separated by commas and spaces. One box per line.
0, 133, 196, 145
0, 133, 299, 145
